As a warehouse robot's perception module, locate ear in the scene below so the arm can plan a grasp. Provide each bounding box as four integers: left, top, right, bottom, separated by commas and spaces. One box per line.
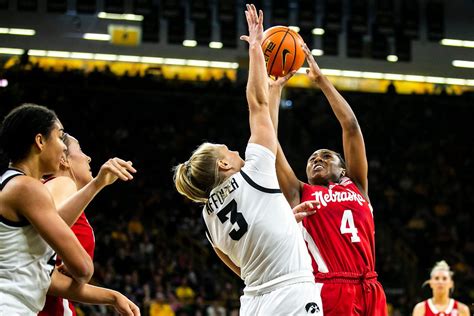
59, 155, 70, 168
217, 159, 232, 171
341, 169, 346, 177
34, 133, 46, 151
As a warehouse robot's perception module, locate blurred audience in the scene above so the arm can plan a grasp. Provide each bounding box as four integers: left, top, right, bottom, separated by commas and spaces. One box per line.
0, 63, 472, 315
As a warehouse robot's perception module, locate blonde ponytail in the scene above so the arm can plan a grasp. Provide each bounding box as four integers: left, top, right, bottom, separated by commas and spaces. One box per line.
173, 143, 225, 204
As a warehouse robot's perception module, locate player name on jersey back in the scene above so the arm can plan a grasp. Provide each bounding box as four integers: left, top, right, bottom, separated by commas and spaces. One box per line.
205, 177, 239, 215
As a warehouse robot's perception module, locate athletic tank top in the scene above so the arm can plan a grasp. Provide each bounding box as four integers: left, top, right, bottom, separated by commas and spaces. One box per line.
0, 169, 55, 315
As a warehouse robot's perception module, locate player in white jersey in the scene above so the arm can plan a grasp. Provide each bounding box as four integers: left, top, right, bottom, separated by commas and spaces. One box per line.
0, 104, 139, 315
174, 5, 322, 315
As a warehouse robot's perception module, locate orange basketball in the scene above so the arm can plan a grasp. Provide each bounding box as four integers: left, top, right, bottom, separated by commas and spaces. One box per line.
261, 26, 305, 77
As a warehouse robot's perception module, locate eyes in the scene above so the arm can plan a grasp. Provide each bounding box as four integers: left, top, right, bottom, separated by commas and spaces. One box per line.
309, 153, 333, 163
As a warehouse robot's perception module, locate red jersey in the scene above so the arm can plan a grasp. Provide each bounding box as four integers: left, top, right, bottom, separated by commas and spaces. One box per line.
39, 212, 95, 316
424, 299, 460, 316
301, 177, 376, 276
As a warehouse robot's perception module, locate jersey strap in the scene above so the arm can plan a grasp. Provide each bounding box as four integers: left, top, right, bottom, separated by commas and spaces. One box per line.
240, 171, 281, 194
0, 169, 29, 226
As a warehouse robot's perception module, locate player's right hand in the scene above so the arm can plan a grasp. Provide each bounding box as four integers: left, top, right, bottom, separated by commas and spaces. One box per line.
112, 292, 141, 316
293, 200, 318, 222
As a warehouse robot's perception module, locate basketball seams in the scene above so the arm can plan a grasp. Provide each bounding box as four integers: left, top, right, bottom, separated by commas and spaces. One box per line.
262, 30, 289, 75
268, 29, 290, 77
287, 31, 298, 74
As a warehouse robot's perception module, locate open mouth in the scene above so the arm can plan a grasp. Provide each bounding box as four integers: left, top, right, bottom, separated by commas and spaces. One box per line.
313, 164, 324, 171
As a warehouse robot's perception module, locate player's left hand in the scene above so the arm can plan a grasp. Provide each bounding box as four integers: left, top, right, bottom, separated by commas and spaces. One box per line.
293, 200, 318, 222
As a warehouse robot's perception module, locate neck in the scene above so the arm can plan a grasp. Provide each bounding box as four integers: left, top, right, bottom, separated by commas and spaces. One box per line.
432, 294, 450, 305
9, 161, 42, 179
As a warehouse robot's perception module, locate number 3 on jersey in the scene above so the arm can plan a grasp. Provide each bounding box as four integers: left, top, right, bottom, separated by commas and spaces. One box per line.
340, 210, 361, 243
217, 200, 248, 241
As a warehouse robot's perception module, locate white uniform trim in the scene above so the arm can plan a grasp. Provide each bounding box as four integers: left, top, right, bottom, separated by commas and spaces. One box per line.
302, 225, 329, 273
428, 298, 455, 314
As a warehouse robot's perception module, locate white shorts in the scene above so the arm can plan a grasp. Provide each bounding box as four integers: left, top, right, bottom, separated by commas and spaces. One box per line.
240, 281, 323, 316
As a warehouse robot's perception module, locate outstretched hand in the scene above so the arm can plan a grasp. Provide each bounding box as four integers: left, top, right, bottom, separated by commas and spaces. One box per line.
95, 158, 137, 188
240, 4, 264, 46
293, 200, 318, 223
268, 70, 297, 89
112, 292, 141, 316
301, 43, 323, 82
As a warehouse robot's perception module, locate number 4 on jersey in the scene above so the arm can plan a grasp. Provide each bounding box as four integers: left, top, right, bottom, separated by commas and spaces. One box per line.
340, 210, 361, 243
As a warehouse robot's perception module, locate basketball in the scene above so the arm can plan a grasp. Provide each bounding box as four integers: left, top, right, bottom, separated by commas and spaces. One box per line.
261, 26, 305, 77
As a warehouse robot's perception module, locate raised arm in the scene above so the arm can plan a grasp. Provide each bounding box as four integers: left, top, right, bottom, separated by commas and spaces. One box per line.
240, 4, 276, 154
302, 43, 368, 195
12, 178, 93, 284
52, 158, 136, 226
268, 76, 304, 207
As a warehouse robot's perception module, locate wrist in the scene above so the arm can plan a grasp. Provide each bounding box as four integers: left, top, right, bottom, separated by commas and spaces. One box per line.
91, 177, 107, 191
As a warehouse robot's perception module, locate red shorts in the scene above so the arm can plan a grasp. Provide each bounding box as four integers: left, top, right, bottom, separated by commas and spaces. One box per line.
316, 272, 388, 316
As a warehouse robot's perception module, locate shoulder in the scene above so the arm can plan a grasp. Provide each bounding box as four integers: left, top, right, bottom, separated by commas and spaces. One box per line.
412, 301, 426, 316
456, 301, 470, 316
44, 176, 77, 193
4, 175, 48, 198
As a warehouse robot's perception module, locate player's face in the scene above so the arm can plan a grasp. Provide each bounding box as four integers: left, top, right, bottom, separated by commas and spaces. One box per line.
41, 120, 67, 175
66, 137, 93, 188
429, 270, 453, 295
306, 149, 344, 185
219, 145, 245, 171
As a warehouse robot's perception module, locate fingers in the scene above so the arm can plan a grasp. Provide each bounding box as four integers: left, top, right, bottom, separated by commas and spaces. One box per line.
240, 35, 249, 42
293, 200, 319, 213
281, 70, 296, 83
294, 211, 316, 223
109, 158, 135, 181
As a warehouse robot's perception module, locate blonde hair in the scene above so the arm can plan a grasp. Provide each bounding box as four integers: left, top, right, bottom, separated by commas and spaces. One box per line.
430, 260, 453, 278
422, 260, 454, 287
173, 143, 226, 204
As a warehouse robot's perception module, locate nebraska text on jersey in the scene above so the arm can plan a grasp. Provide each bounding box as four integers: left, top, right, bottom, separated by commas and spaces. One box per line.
311, 187, 366, 208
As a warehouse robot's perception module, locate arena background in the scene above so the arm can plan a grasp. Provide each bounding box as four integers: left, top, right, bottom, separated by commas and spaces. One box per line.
0, 0, 473, 315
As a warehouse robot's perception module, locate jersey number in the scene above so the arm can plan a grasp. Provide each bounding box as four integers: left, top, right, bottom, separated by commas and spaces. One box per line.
340, 210, 361, 243
217, 199, 248, 241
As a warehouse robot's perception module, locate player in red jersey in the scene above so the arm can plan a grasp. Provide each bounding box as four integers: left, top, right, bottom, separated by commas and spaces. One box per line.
412, 261, 470, 316
269, 43, 387, 315
40, 133, 135, 316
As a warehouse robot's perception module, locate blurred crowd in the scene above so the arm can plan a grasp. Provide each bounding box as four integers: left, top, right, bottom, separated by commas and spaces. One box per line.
0, 62, 472, 315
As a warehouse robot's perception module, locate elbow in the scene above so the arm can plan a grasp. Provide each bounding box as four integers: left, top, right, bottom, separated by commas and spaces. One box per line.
70, 259, 94, 284
341, 117, 360, 134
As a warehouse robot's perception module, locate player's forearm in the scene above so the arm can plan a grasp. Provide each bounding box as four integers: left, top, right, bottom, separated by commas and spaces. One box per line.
48, 270, 117, 305
247, 44, 269, 109
57, 178, 104, 226
269, 85, 283, 134
316, 75, 359, 130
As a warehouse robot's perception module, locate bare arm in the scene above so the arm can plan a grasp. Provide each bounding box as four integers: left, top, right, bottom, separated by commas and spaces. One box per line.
240, 4, 276, 154
302, 44, 368, 195
458, 302, 470, 316
268, 75, 304, 207
412, 302, 425, 316
52, 158, 136, 226
213, 247, 241, 277
48, 270, 140, 316
10, 178, 93, 284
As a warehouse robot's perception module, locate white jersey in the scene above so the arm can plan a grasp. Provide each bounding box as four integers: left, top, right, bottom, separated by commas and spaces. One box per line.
0, 169, 55, 315
203, 143, 314, 294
